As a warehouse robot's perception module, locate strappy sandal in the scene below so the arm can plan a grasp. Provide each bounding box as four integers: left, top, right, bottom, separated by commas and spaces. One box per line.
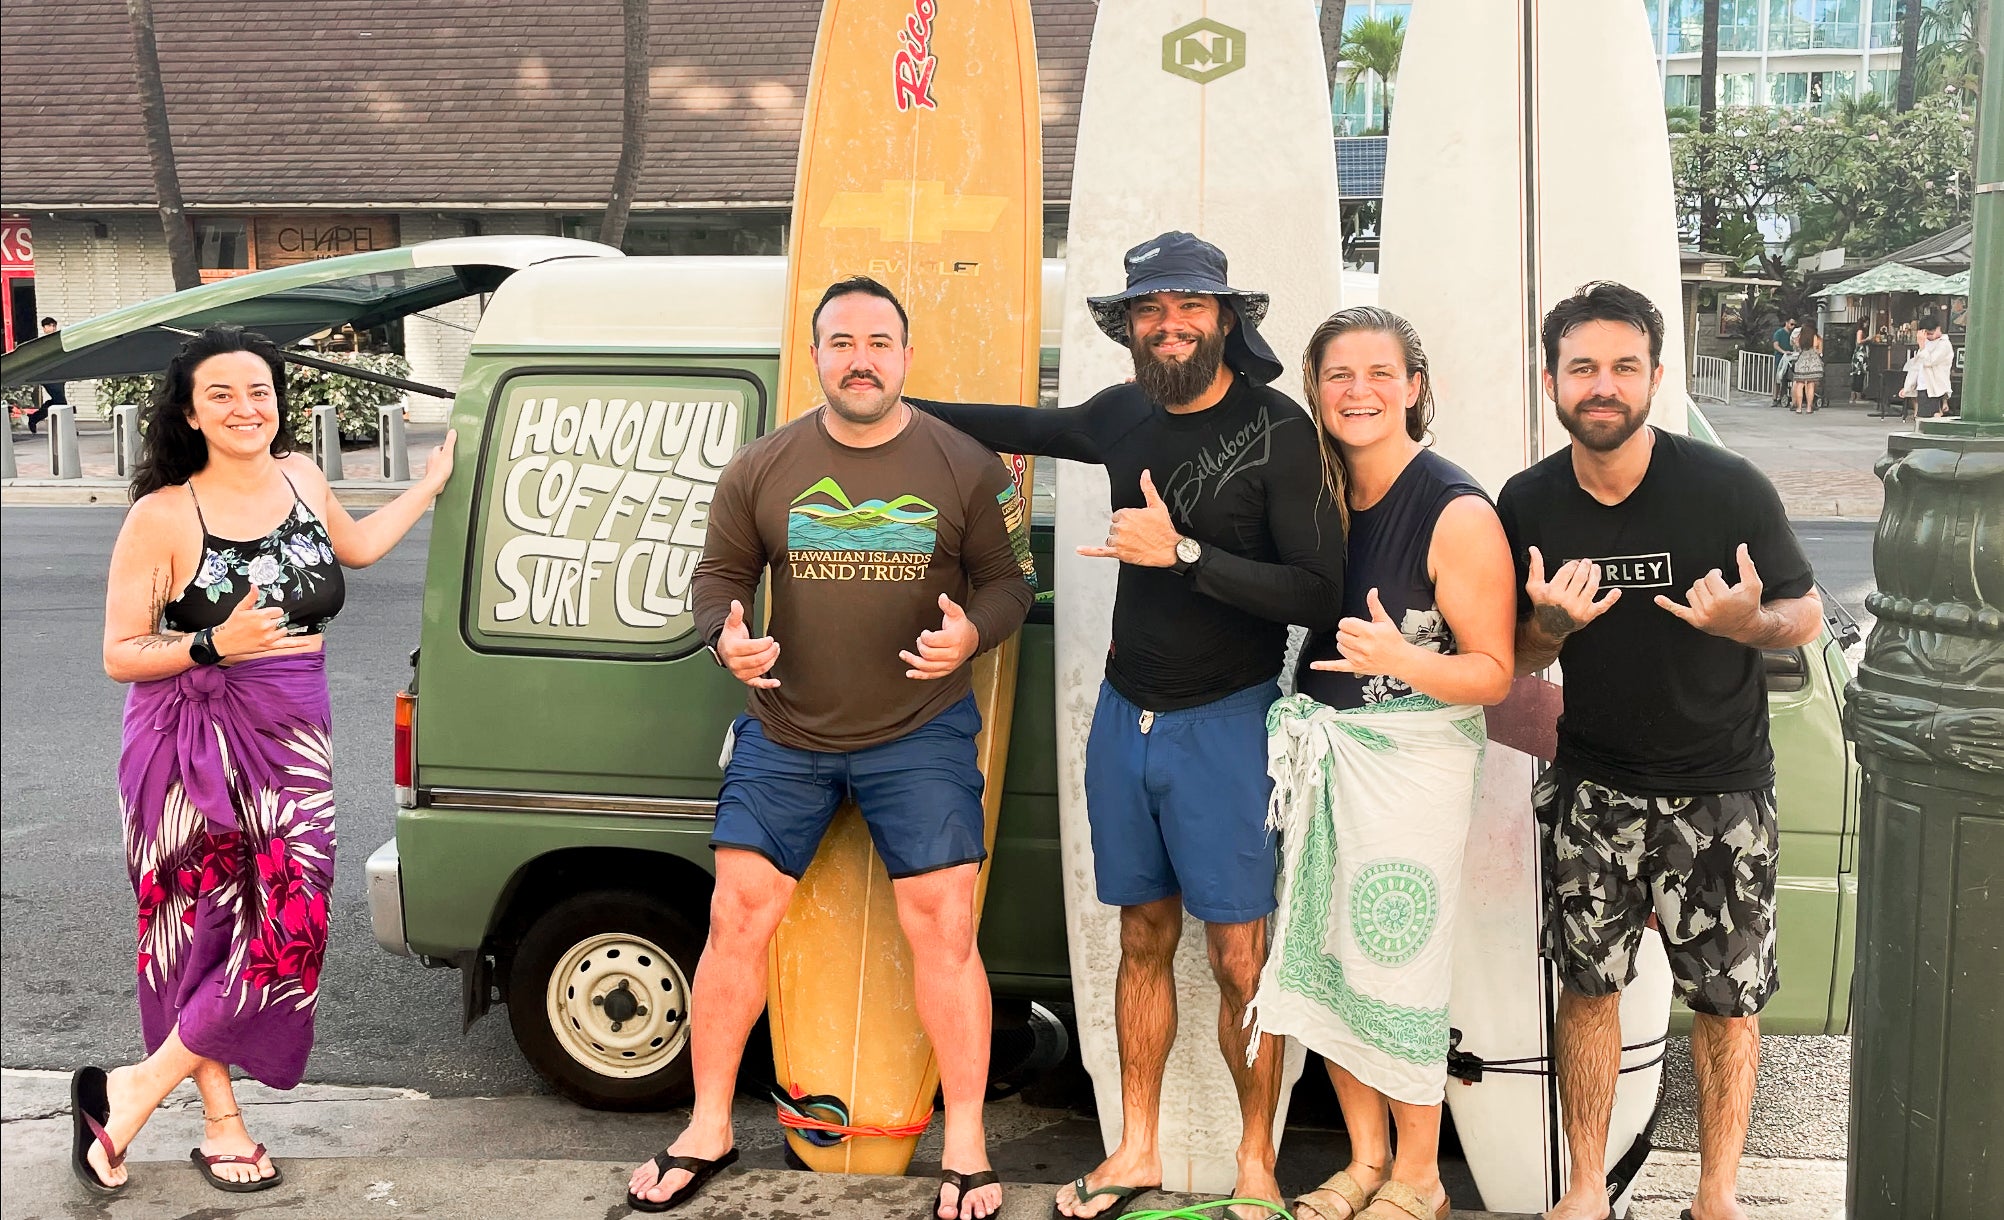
1358, 1179, 1450, 1220
69, 1067, 126, 1196
933, 1168, 1002, 1218
626, 1146, 739, 1213
1054, 1177, 1158, 1219
190, 1143, 284, 1192
1294, 1169, 1374, 1220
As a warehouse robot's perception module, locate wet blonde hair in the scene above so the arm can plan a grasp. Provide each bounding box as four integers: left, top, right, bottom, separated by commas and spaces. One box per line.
1300, 306, 1437, 519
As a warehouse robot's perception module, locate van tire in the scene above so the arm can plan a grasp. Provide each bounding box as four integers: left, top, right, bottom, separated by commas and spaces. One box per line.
506, 889, 704, 1111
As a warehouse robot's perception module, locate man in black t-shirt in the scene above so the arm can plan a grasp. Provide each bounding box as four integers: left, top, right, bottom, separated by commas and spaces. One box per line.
915, 232, 1346, 1220
1497, 282, 1823, 1220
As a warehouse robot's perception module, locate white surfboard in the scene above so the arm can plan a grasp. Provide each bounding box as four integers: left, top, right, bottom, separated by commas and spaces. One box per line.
1379, 1, 1683, 1215
1053, 0, 1343, 1195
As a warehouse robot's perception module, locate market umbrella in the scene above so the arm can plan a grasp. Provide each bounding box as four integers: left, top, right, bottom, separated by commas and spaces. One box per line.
1814, 262, 1957, 297
1936, 269, 1970, 295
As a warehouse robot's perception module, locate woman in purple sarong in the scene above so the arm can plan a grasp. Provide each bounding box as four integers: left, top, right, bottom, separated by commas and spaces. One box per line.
73, 325, 453, 1196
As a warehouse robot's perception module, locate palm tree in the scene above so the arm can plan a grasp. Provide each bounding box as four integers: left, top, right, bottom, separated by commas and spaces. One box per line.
1319, 1, 1349, 110
1698, 0, 1721, 244
1666, 104, 1702, 135
596, 0, 652, 249
1920, 0, 1987, 99
125, 0, 199, 290
1338, 14, 1405, 133
1897, 0, 1927, 110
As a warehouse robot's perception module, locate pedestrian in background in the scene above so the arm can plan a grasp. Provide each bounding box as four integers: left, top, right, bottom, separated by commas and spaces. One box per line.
1789, 321, 1823, 414
28, 316, 64, 434
71, 325, 453, 1198
1914, 318, 1955, 419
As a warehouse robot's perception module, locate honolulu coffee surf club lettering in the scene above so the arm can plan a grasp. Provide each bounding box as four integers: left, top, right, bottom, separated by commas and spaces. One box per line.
489, 393, 741, 632
894, 0, 940, 111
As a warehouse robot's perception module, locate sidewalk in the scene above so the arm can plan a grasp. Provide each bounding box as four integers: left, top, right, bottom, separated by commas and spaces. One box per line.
1696, 389, 1904, 521
0, 1070, 1842, 1220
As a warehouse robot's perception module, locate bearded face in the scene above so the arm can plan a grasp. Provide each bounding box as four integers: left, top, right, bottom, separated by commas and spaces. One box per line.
1126, 293, 1232, 407
1546, 319, 1661, 453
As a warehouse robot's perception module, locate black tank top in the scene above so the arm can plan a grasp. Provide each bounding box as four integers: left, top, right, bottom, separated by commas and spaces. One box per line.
161, 475, 346, 635
1296, 449, 1488, 710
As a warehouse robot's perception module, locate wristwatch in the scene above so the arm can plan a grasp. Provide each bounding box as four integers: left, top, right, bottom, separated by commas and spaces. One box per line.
190, 627, 222, 667
1171, 535, 1203, 575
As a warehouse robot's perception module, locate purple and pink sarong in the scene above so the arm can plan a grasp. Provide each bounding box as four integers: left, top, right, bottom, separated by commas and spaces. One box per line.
117, 653, 335, 1089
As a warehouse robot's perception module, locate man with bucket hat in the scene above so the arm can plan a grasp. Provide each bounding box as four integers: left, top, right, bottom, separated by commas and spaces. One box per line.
915, 231, 1347, 1218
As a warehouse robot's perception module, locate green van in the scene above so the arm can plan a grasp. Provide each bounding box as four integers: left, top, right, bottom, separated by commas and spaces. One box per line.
0, 236, 1861, 1112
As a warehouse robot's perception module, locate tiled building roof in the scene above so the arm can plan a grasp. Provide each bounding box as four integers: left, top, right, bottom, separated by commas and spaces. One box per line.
0, 0, 1096, 209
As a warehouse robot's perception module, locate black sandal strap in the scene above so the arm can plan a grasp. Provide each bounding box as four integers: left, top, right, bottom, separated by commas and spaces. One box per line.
952, 1169, 1001, 1192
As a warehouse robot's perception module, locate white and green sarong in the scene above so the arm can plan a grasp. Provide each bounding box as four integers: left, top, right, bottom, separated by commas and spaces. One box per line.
1244, 692, 1486, 1105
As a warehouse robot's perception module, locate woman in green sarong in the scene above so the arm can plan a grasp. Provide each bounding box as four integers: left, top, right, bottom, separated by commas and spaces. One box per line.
1245, 308, 1516, 1220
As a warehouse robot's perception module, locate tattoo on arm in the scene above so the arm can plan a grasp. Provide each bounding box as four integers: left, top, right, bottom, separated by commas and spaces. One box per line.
1532, 603, 1578, 640
131, 570, 187, 653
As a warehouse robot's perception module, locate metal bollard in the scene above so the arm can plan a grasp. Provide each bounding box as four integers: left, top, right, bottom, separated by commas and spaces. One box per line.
113, 405, 143, 477
0, 411, 16, 480
378, 401, 410, 481
49, 404, 81, 479
310, 405, 344, 481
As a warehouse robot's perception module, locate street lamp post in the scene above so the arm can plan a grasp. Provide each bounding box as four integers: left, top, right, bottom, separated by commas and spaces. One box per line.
1843, 3, 2004, 1217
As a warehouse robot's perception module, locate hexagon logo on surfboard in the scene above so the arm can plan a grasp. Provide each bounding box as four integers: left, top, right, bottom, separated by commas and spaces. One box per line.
1161, 18, 1246, 84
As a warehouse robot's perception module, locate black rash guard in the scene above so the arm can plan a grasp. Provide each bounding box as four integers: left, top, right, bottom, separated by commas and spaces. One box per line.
913, 377, 1346, 711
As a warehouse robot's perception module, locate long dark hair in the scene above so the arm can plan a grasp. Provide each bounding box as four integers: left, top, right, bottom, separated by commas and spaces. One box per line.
1300, 306, 1438, 521
130, 325, 292, 502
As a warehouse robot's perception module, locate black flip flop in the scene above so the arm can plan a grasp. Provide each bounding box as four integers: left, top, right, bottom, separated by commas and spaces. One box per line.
1054, 1177, 1158, 1219
69, 1066, 126, 1197
190, 1142, 285, 1192
933, 1168, 1002, 1219
626, 1146, 740, 1213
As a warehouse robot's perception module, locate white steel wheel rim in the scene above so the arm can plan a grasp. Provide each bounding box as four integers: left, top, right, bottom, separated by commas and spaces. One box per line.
545, 931, 690, 1079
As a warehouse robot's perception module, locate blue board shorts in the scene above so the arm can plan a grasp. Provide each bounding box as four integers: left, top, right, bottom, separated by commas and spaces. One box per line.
1084, 679, 1280, 924
710, 694, 987, 880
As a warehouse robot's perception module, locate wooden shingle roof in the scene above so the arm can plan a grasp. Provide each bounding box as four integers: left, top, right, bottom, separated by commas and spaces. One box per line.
0, 0, 1096, 209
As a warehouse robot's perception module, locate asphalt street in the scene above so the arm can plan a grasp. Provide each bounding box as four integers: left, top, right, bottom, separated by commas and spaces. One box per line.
0, 506, 1871, 1162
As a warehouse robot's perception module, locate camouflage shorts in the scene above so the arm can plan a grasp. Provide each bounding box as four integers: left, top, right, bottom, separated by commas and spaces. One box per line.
1535, 765, 1779, 1018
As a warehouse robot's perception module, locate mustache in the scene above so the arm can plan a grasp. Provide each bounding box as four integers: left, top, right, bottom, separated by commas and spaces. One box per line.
1575, 396, 1630, 413
840, 371, 882, 388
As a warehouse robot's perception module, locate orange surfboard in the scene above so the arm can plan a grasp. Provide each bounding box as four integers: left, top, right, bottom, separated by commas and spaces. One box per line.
765, 0, 1042, 1176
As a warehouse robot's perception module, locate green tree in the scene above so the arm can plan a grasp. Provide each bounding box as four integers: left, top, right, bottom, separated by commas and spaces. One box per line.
596, 0, 652, 249
126, 0, 199, 290
1338, 14, 1404, 132
1319, 1, 1348, 105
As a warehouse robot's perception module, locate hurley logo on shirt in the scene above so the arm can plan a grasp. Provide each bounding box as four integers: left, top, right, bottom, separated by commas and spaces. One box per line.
786, 477, 937, 581
1588, 552, 1675, 589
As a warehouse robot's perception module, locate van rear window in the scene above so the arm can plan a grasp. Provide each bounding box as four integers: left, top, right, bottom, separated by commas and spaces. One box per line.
465, 368, 764, 657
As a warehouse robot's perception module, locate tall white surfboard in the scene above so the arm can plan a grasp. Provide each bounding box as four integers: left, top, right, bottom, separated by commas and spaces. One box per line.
1380, 1, 1683, 1215
1053, 0, 1343, 1195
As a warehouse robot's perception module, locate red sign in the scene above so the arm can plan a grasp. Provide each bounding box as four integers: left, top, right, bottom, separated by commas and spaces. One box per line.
0, 217, 31, 272
894, 0, 939, 112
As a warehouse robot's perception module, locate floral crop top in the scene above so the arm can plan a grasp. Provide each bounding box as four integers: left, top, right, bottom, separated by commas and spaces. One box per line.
161, 475, 346, 635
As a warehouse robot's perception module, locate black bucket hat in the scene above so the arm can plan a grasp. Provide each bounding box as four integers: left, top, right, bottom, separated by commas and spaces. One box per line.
1086, 231, 1283, 386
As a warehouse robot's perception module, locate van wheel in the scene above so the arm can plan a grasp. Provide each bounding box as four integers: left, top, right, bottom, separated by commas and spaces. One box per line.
507, 890, 702, 1110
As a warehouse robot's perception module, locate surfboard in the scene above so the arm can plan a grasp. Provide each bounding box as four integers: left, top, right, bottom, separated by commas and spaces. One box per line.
1052, 0, 1342, 1195
765, 0, 1042, 1177
1378, 1, 1684, 1214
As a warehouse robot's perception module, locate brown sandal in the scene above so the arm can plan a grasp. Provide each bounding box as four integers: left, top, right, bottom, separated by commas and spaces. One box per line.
1294, 1169, 1374, 1220
190, 1143, 284, 1193
1359, 1180, 1450, 1220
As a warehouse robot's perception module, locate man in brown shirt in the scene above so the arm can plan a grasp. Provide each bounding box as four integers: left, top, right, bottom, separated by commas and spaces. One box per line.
626, 277, 1034, 1220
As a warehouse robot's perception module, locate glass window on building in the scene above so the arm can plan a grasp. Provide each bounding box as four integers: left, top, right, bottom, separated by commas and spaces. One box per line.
1666, 0, 1763, 53
1871, 0, 1911, 49
1334, 74, 1378, 137
1665, 74, 1701, 108
1768, 68, 1856, 109
565, 213, 788, 257
1767, 0, 1862, 51
194, 218, 250, 282
1867, 68, 1899, 98
1723, 72, 1760, 105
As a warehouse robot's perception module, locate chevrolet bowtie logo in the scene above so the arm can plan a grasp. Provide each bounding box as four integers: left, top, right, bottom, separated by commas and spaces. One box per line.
819, 180, 1009, 244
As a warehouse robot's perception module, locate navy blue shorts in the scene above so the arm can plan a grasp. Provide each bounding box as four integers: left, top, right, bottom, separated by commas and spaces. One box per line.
1084, 679, 1280, 924
710, 695, 987, 880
